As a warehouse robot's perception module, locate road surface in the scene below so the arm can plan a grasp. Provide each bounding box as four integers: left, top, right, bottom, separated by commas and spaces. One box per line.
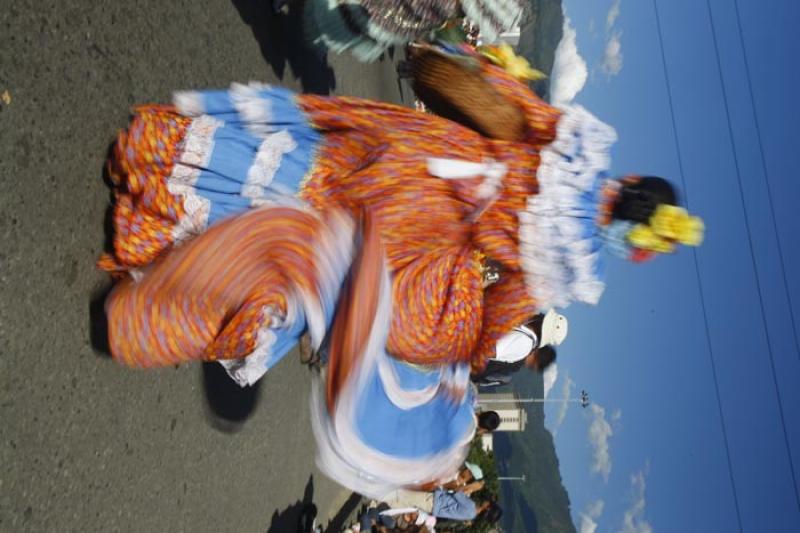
0, 1, 409, 531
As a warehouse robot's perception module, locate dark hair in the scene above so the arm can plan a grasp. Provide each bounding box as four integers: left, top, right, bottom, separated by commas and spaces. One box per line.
534, 346, 557, 372
481, 501, 503, 524
613, 176, 678, 223
524, 314, 544, 337
477, 410, 501, 432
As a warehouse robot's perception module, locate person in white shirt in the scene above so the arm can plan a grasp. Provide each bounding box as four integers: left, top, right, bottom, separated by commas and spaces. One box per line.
494, 308, 568, 364
473, 309, 568, 387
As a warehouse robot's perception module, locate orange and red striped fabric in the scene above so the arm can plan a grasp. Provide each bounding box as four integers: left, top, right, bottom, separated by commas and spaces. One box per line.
107, 208, 332, 368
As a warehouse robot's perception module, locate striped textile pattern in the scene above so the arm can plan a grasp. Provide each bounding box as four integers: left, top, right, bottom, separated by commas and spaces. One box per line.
106, 207, 346, 368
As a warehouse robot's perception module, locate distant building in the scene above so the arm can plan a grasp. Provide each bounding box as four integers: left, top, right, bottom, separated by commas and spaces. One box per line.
477, 392, 528, 432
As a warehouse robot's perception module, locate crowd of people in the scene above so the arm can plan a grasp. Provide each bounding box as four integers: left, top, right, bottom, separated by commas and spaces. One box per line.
95, 2, 704, 531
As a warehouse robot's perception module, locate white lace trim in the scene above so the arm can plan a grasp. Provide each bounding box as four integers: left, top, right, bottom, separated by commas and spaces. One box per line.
219, 306, 280, 387
166, 115, 221, 245
129, 268, 145, 283
518, 104, 617, 310
241, 130, 298, 205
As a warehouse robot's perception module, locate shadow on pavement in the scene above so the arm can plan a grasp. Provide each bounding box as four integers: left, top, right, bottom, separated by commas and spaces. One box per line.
89, 284, 112, 357
230, 0, 336, 95
266, 475, 319, 532
324, 491, 363, 533
202, 362, 262, 433
89, 141, 119, 358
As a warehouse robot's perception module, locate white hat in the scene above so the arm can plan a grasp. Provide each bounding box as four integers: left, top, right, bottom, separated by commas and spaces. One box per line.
540, 308, 568, 347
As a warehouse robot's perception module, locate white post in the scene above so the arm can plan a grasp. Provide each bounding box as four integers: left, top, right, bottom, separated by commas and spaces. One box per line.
498, 475, 526, 482
478, 397, 584, 404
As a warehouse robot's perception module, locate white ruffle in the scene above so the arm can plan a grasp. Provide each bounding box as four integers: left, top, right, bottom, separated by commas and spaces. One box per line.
173, 90, 204, 117
427, 157, 507, 200
518, 104, 617, 310
219, 306, 281, 387
377, 358, 442, 411
230, 82, 275, 138
241, 130, 298, 205
306, 209, 356, 350
167, 115, 221, 245
311, 262, 474, 498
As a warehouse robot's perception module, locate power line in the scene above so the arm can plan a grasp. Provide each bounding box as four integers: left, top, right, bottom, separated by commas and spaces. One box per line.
650, 1, 744, 531
731, 0, 800, 362
704, 0, 800, 509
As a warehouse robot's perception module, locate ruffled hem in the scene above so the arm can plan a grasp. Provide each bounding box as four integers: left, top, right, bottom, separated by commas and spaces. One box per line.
166, 115, 220, 244
167, 83, 321, 240
311, 251, 475, 497
220, 209, 356, 386
218, 307, 281, 387
518, 104, 617, 310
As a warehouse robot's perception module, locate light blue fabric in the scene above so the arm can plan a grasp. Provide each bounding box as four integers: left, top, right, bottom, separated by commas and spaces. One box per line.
432, 489, 477, 521
385, 355, 443, 392
178, 85, 321, 227
601, 219, 636, 259
352, 360, 476, 459
262, 311, 309, 374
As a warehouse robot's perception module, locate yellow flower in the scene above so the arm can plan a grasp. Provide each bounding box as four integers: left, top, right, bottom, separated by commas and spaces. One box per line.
627, 224, 675, 254
479, 43, 546, 81
650, 205, 705, 246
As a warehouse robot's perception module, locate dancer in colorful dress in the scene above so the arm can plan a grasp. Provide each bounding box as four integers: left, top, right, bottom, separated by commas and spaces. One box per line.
99, 49, 702, 497
301, 0, 525, 62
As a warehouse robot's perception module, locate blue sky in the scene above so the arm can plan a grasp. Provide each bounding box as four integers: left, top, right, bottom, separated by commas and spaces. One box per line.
534, 1, 800, 531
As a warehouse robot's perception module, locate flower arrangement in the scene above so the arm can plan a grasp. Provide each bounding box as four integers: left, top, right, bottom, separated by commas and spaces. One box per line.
628, 204, 705, 254
477, 43, 546, 81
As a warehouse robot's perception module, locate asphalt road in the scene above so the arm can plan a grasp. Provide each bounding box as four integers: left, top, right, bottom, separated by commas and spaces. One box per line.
0, 1, 409, 531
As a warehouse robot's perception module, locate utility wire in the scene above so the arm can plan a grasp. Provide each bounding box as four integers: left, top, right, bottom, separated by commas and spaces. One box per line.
704, 0, 800, 509
731, 0, 800, 362
651, 1, 745, 530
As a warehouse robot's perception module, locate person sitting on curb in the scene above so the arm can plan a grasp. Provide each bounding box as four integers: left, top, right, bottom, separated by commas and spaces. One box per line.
380, 481, 503, 524
349, 501, 437, 532
442, 462, 484, 491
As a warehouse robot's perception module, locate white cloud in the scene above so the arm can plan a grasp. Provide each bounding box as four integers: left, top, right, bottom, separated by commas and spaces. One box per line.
580, 513, 599, 533
551, 372, 575, 434
550, 16, 588, 105
601, 30, 624, 76
588, 403, 615, 482
580, 499, 605, 533
606, 0, 622, 31
543, 363, 558, 398
617, 465, 653, 533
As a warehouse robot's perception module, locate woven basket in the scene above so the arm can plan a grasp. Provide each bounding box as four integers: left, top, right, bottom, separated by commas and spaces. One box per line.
410, 47, 526, 142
